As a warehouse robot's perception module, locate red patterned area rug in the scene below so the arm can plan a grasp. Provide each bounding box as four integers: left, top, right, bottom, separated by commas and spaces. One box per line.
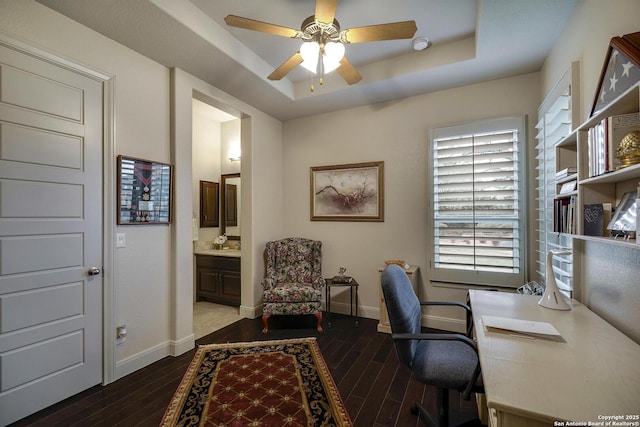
161, 338, 352, 426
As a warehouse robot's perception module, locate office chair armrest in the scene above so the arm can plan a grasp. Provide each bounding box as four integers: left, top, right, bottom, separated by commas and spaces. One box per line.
391, 332, 478, 352
420, 301, 473, 338
420, 301, 470, 313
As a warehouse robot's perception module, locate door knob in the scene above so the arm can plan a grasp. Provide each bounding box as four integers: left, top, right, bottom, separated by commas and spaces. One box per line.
88, 267, 101, 276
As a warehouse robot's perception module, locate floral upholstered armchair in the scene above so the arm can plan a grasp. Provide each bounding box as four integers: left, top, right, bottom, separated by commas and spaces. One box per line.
261, 237, 325, 333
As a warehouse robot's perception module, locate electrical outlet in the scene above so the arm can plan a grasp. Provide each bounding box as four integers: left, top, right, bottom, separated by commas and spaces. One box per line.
116, 325, 127, 345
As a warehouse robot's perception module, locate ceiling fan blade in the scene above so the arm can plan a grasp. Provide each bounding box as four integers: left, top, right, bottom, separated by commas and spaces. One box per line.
225, 15, 299, 38
315, 0, 339, 24
268, 52, 304, 81
343, 21, 417, 43
337, 57, 362, 85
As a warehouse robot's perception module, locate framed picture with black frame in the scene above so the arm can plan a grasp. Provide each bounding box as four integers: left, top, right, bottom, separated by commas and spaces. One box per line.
117, 155, 173, 224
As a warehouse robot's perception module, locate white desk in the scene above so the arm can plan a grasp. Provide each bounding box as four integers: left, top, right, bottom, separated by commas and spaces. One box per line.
469, 290, 640, 427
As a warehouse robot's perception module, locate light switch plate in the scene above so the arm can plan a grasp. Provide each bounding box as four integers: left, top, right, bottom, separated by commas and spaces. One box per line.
116, 233, 126, 248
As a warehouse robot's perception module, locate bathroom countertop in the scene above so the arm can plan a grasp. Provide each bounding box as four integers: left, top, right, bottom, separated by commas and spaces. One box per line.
193, 248, 241, 258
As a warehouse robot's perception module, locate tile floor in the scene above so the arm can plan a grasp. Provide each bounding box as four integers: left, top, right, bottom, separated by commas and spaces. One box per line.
193, 301, 243, 339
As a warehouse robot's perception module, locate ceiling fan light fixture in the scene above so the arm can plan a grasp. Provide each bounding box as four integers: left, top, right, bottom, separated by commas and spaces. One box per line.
224, 2, 415, 86
300, 39, 345, 75
323, 41, 345, 67
300, 41, 320, 72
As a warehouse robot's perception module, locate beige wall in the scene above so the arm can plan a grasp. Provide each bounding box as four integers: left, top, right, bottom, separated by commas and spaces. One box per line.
283, 72, 541, 331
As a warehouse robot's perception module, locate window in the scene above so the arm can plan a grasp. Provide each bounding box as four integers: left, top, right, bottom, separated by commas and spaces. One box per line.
429, 116, 526, 287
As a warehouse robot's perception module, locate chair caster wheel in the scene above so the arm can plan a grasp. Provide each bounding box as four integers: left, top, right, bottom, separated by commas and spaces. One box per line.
410, 404, 419, 416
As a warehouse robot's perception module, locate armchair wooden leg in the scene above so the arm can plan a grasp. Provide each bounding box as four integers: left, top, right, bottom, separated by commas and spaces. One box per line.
261, 315, 270, 334
314, 312, 323, 333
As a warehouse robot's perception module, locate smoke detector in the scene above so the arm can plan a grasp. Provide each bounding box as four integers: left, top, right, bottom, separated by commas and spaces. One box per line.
412, 37, 431, 51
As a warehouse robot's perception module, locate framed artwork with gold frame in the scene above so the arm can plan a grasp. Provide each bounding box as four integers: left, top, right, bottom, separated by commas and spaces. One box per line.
310, 161, 384, 222
591, 32, 640, 117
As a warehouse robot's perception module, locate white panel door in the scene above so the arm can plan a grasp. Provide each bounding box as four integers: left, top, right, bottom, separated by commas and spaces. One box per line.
0, 43, 103, 425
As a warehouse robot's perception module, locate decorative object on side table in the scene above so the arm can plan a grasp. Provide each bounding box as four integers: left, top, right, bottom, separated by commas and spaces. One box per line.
591, 31, 640, 117
331, 266, 352, 283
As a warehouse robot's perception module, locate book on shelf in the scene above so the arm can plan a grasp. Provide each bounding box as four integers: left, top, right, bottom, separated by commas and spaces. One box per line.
555, 167, 577, 179
588, 112, 640, 177
553, 194, 577, 234
603, 203, 613, 237
558, 180, 577, 195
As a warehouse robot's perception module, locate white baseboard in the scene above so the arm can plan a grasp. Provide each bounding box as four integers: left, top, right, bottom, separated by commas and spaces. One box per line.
240, 304, 261, 318
324, 301, 466, 333
170, 334, 195, 356
115, 342, 171, 380
114, 333, 196, 381
323, 300, 379, 320
240, 301, 466, 333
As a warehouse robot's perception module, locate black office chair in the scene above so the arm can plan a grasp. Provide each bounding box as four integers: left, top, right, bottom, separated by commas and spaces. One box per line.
381, 264, 484, 427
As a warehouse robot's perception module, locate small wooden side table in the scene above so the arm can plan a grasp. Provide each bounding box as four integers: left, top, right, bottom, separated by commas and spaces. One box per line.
324, 277, 359, 328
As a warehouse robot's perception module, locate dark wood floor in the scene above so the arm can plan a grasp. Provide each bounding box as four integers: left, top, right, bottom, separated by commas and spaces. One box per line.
10, 313, 478, 426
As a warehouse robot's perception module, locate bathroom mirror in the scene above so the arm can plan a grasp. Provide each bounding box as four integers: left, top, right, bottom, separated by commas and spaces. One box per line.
221, 173, 241, 240
199, 180, 219, 227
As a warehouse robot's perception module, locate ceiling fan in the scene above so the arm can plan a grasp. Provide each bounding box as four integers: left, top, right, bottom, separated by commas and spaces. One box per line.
224, 0, 417, 86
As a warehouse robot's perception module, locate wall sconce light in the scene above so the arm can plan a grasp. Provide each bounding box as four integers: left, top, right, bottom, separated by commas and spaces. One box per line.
228, 145, 241, 162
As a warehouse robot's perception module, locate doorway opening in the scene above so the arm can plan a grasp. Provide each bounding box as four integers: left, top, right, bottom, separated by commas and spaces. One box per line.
191, 95, 243, 339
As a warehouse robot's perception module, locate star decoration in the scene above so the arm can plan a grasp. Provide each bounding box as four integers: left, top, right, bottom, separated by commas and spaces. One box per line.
609, 73, 619, 91
600, 88, 607, 102
622, 61, 634, 77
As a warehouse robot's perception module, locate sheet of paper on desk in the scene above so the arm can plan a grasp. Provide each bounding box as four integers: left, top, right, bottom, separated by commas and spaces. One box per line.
481, 315, 562, 338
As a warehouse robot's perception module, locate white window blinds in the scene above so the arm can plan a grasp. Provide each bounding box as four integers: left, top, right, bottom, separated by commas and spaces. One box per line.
430, 116, 526, 287
535, 62, 579, 298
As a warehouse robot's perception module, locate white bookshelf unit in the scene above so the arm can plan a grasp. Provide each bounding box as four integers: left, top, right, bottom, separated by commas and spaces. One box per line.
570, 83, 640, 247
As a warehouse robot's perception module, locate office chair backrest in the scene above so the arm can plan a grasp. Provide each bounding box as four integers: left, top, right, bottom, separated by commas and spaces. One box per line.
381, 264, 422, 368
